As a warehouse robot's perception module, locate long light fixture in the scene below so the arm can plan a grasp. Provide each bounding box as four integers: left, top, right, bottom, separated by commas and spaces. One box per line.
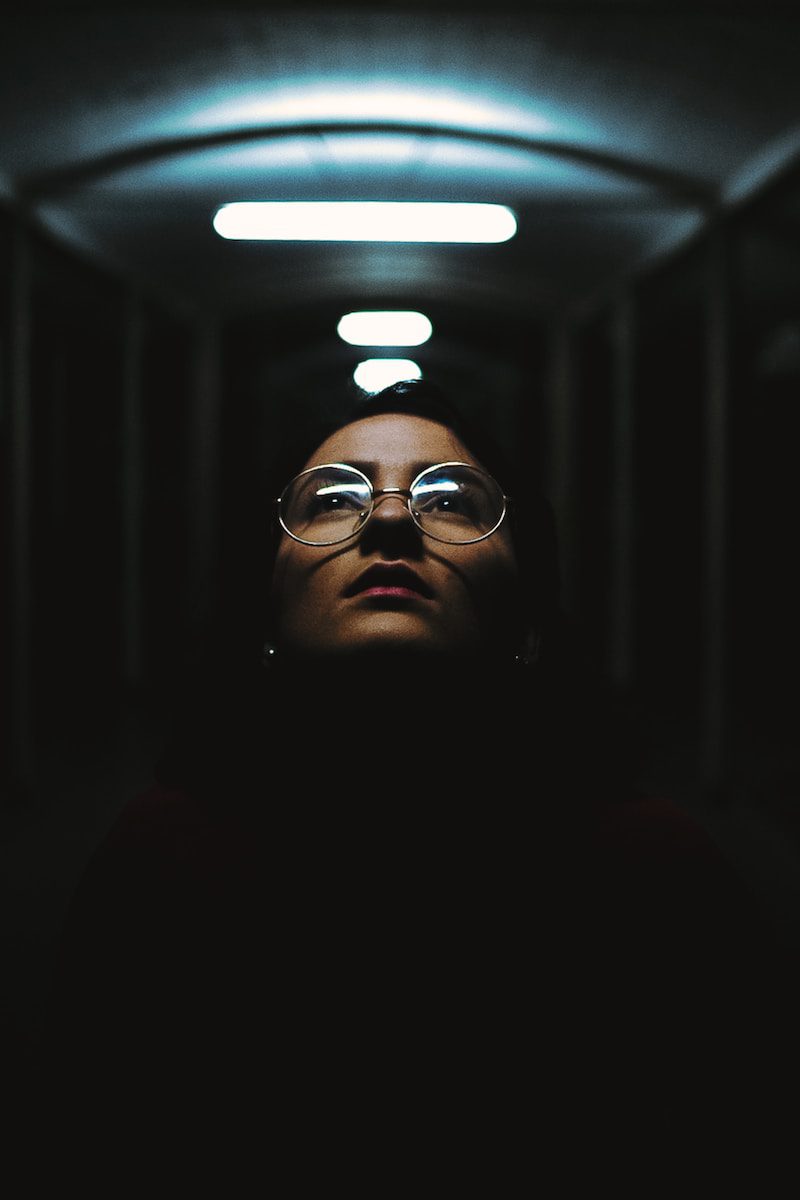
353, 359, 421, 393
213, 202, 517, 243
338, 311, 432, 347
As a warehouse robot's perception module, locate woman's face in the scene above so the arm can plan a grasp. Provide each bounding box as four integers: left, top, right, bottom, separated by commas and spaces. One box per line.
270, 413, 520, 659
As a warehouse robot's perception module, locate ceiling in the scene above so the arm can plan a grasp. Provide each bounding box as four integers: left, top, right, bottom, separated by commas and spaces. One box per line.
1, 2, 799, 321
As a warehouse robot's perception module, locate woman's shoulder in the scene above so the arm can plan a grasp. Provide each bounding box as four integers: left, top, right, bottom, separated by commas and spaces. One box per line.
85, 779, 256, 887
97, 781, 212, 849
590, 791, 726, 858
587, 790, 779, 947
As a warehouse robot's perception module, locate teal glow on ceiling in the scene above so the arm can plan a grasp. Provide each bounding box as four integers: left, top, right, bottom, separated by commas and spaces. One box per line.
182, 82, 561, 139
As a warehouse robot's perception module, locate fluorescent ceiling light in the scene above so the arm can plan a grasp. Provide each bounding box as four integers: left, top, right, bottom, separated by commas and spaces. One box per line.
353, 359, 422, 393
213, 202, 517, 243
338, 311, 433, 347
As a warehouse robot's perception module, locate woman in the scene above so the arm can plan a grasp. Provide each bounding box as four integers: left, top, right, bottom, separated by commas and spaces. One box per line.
158, 378, 618, 809
38, 380, 791, 1176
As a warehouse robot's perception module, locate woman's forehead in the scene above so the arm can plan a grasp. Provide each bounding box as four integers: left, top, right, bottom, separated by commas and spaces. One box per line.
302, 412, 477, 472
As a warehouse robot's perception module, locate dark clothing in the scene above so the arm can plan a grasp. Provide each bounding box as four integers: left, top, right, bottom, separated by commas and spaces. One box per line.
35, 659, 799, 1180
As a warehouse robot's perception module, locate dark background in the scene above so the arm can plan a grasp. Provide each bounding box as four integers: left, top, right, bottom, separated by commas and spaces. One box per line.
2, 1, 800, 1083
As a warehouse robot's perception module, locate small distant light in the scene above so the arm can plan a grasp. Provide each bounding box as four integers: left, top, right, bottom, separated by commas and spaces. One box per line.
213, 202, 517, 243
353, 360, 422, 393
338, 311, 433, 347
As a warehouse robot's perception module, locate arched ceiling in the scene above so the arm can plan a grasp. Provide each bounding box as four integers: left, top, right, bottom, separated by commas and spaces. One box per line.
1, 2, 799, 319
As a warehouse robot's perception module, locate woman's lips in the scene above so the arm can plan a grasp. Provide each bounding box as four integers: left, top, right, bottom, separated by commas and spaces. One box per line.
345, 563, 434, 600
359, 585, 426, 600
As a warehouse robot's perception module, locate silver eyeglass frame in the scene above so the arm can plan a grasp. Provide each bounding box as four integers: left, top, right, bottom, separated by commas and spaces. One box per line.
276, 460, 510, 547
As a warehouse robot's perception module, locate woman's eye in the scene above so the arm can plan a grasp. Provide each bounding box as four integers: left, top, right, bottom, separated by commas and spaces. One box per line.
310, 489, 363, 514
423, 489, 471, 515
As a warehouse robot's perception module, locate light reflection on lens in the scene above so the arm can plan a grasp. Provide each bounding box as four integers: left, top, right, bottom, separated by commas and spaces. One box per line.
413, 481, 459, 494
317, 483, 371, 496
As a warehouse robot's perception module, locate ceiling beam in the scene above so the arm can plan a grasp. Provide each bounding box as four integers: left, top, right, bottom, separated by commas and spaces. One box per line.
18, 122, 716, 210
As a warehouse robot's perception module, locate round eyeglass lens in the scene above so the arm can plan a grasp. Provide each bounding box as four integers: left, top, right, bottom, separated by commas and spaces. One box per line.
280, 465, 372, 544
410, 464, 505, 543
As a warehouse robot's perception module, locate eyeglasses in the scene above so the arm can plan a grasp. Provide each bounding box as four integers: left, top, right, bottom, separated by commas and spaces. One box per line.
277, 461, 510, 546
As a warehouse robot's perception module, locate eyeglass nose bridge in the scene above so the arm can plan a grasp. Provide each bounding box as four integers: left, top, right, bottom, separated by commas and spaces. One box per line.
372, 485, 413, 504
367, 485, 416, 521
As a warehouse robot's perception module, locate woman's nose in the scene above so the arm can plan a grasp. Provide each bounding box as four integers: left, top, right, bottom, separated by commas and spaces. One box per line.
360, 489, 421, 550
